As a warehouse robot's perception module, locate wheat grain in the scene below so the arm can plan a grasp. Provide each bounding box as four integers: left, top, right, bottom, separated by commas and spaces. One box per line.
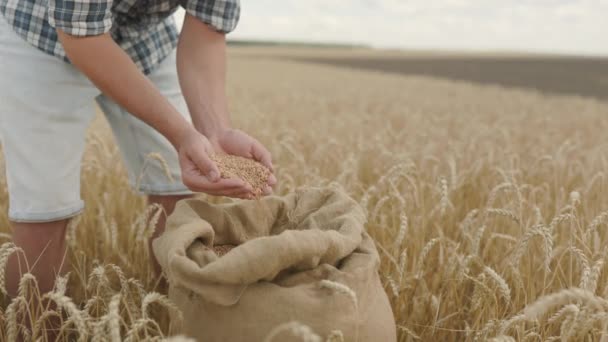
17, 273, 38, 299
385, 274, 400, 297
486, 208, 520, 225
523, 288, 608, 320
488, 336, 516, 342
397, 325, 420, 340
161, 336, 196, 342
263, 321, 322, 342
55, 272, 70, 296
394, 212, 408, 249
6, 296, 27, 341
484, 266, 511, 302
141, 292, 182, 325
398, 248, 407, 279
498, 314, 526, 335
581, 258, 604, 293
474, 319, 499, 341
469, 273, 492, 311
66, 215, 82, 249
486, 182, 513, 210
320, 280, 358, 309
416, 238, 441, 277
459, 209, 480, 234
0, 242, 23, 296
108, 293, 122, 342
371, 196, 390, 222
46, 292, 88, 341
124, 317, 163, 342
585, 210, 608, 238
439, 177, 449, 217
470, 225, 486, 256
325, 330, 344, 342
546, 213, 574, 235
32, 310, 62, 341
547, 304, 579, 325
211, 153, 271, 198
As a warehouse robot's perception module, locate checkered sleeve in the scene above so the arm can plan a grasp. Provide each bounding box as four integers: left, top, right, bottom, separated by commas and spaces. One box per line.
181, 0, 240, 33
47, 0, 113, 36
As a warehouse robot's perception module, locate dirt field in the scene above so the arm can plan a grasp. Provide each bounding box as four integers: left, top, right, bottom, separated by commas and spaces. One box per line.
2, 46, 608, 341
295, 54, 608, 100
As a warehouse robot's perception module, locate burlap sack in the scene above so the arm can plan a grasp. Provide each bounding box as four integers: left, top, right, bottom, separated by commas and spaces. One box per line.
153, 187, 396, 342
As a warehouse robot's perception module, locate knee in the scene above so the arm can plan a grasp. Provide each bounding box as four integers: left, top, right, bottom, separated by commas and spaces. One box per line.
11, 220, 68, 252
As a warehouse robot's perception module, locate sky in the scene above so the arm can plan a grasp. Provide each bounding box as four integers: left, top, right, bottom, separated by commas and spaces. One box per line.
176, 0, 608, 56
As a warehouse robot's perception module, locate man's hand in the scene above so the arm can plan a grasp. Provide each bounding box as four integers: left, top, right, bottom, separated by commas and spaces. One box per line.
177, 128, 276, 198
176, 128, 251, 198
176, 15, 276, 198
211, 128, 277, 195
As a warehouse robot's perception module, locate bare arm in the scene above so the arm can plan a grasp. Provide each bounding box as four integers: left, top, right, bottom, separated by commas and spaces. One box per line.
177, 14, 275, 183
56, 31, 190, 148
177, 14, 231, 140
56, 30, 253, 196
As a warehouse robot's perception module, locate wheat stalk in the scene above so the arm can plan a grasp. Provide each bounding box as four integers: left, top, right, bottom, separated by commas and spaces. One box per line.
394, 212, 408, 249
484, 266, 511, 302
523, 288, 608, 320
319, 280, 358, 309
45, 292, 88, 342
0, 242, 24, 296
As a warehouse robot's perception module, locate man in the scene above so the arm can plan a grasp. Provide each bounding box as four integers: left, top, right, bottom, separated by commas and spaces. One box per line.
0, 0, 276, 297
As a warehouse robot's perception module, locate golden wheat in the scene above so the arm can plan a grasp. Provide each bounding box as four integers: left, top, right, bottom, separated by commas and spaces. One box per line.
1, 47, 608, 341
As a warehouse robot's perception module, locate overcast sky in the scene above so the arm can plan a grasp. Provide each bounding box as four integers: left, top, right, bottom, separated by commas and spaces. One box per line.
177, 1, 607, 56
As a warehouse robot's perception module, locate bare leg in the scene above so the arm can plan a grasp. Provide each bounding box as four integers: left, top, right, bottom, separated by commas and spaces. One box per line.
6, 220, 69, 297
147, 194, 193, 277
5, 220, 69, 340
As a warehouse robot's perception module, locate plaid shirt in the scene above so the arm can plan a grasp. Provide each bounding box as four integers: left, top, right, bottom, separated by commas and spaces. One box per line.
0, 0, 240, 74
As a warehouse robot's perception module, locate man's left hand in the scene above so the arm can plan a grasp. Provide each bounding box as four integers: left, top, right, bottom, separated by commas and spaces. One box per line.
210, 128, 277, 196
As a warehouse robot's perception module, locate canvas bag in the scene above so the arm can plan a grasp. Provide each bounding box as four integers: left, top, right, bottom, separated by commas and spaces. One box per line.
153, 186, 397, 342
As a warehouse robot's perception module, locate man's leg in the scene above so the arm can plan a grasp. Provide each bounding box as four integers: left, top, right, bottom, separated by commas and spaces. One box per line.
5, 220, 68, 297
0, 18, 98, 300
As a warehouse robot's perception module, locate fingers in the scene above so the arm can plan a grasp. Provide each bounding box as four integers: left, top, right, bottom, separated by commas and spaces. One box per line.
217, 187, 255, 199
187, 144, 220, 182
250, 141, 277, 196
183, 170, 252, 194
262, 185, 273, 196
268, 173, 277, 187
250, 140, 274, 172
181, 150, 251, 193
195, 179, 255, 199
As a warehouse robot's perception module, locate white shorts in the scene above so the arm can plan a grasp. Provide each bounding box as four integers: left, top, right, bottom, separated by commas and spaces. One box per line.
0, 18, 192, 223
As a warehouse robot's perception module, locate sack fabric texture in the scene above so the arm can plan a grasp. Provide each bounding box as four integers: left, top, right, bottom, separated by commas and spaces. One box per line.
153, 187, 397, 342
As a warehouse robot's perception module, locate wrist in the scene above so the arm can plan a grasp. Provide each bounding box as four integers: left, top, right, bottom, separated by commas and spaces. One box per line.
168, 117, 197, 150
194, 116, 231, 142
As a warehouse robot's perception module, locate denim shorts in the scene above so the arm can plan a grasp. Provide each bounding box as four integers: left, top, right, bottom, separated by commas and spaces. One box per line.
0, 18, 192, 222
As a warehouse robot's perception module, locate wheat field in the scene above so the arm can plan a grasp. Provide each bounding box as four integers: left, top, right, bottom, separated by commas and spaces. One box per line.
1, 47, 608, 341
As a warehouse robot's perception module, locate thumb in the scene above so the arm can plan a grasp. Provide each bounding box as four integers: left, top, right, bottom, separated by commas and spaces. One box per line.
189, 148, 220, 182
251, 141, 274, 172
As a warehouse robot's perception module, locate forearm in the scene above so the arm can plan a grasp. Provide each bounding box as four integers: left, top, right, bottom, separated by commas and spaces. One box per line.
177, 13, 231, 141
56, 30, 191, 149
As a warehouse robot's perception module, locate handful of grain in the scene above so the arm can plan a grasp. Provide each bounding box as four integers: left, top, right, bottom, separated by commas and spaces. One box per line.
213, 245, 235, 257
211, 153, 271, 198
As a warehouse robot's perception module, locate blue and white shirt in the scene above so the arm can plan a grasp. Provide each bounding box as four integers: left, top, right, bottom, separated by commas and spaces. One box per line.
0, 0, 240, 74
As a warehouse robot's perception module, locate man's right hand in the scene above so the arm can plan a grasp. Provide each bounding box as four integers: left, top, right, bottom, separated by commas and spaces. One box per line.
177, 128, 254, 198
